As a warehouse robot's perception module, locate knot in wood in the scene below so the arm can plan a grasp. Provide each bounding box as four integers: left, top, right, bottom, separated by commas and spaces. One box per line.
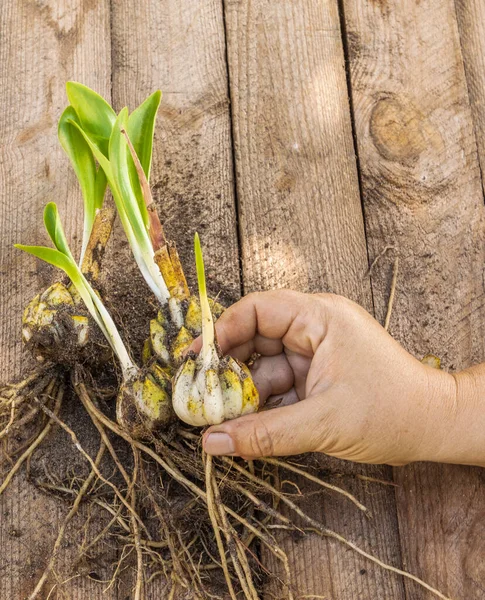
369, 95, 440, 166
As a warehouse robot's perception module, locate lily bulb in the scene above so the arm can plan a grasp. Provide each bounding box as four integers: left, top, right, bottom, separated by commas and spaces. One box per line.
117, 362, 175, 439
22, 282, 102, 364
172, 234, 259, 426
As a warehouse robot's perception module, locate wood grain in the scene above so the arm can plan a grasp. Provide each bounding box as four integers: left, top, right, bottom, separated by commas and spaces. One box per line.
455, 0, 485, 190
224, 1, 406, 598
342, 0, 485, 597
0, 1, 112, 598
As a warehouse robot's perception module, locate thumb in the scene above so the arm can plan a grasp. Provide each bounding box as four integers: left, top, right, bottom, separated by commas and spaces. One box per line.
202, 398, 324, 459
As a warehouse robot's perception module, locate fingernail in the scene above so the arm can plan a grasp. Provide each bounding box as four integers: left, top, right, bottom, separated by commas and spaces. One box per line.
204, 432, 235, 455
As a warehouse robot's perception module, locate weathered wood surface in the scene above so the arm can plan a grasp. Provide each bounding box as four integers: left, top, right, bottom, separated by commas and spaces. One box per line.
1, 0, 485, 598
342, 0, 485, 598
224, 1, 405, 598
0, 1, 113, 598
455, 0, 485, 191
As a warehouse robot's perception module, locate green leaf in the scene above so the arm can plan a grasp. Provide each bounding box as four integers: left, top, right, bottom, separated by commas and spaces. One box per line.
66, 82, 116, 156
68, 99, 169, 303
17, 242, 107, 338
68, 118, 113, 178
194, 232, 207, 300
58, 106, 97, 202
70, 116, 141, 252
127, 90, 161, 179
43, 203, 74, 260
194, 232, 214, 351
16, 242, 96, 322
15, 244, 75, 276
109, 108, 151, 234
126, 91, 161, 216
58, 106, 106, 261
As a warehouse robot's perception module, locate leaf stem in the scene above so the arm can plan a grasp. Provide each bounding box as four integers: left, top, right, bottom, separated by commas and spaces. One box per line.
121, 128, 166, 251
194, 233, 215, 364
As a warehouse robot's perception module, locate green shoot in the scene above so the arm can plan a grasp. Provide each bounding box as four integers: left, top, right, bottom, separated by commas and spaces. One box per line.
16, 203, 137, 381
58, 106, 107, 265
65, 82, 116, 157
194, 233, 215, 364
126, 90, 162, 218
64, 85, 170, 304
121, 127, 165, 251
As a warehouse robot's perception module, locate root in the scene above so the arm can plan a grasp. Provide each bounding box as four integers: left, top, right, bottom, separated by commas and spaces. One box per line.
211, 467, 258, 600
36, 375, 449, 600
205, 454, 237, 600
260, 457, 369, 514
28, 441, 106, 600
1, 370, 56, 422
131, 448, 144, 600
0, 378, 62, 496
34, 398, 145, 531
384, 256, 399, 332
219, 458, 451, 600
365, 245, 395, 277
316, 528, 452, 600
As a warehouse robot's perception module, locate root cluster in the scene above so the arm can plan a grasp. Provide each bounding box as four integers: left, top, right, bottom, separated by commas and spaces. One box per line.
0, 365, 451, 600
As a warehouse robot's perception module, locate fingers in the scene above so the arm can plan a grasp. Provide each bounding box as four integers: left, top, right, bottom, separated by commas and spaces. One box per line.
250, 354, 294, 404
222, 334, 284, 362
188, 333, 283, 361
188, 290, 332, 359
264, 388, 300, 408
284, 350, 312, 400
202, 396, 325, 458
214, 290, 327, 357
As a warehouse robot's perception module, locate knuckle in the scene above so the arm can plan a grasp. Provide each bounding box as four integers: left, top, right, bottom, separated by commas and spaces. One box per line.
246, 419, 274, 458
312, 293, 358, 328
314, 292, 345, 311
244, 291, 264, 304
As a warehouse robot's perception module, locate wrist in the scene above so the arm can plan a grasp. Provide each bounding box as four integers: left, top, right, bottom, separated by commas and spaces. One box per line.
420, 366, 485, 466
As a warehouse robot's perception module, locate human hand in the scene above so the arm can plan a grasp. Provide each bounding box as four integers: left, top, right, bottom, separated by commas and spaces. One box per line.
190, 290, 485, 466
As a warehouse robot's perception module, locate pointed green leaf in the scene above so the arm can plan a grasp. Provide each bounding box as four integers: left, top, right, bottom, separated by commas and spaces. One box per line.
194, 232, 207, 301
66, 94, 169, 304
194, 232, 214, 351
58, 106, 97, 200
58, 106, 105, 260
68, 118, 113, 178
16, 244, 89, 315
126, 91, 161, 215
17, 242, 108, 339
127, 90, 161, 179
109, 109, 151, 233
15, 244, 76, 277
43, 203, 74, 260
70, 116, 140, 250
15, 242, 97, 322
66, 82, 116, 156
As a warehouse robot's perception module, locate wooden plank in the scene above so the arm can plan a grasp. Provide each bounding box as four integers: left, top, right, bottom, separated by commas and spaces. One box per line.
455, 0, 485, 187
224, 1, 406, 598
0, 1, 112, 598
110, 0, 239, 596
341, 0, 485, 598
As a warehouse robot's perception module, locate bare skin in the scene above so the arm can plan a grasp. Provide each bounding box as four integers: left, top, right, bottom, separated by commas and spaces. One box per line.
189, 290, 485, 467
